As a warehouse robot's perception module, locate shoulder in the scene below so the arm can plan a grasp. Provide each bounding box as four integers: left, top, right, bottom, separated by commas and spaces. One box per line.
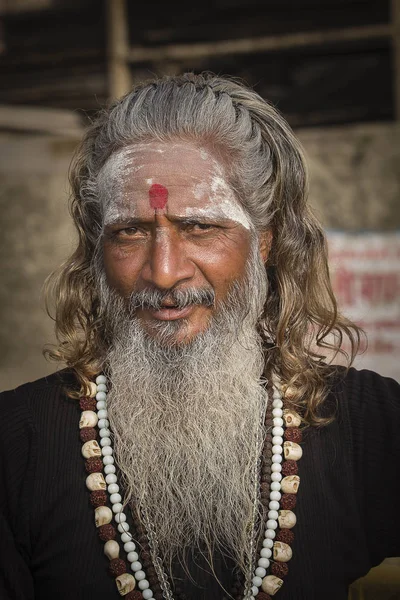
0, 369, 80, 443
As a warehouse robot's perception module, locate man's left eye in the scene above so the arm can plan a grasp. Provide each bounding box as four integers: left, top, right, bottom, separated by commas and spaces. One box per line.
190, 223, 215, 231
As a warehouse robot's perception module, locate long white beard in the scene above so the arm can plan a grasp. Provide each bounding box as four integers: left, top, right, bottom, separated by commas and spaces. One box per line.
101, 244, 269, 579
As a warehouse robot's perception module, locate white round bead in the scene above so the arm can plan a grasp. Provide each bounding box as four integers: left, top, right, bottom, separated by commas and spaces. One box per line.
106, 473, 117, 484
142, 590, 154, 599
96, 391, 107, 402
96, 400, 106, 410
96, 375, 107, 385
266, 519, 278, 530
100, 437, 112, 447
97, 383, 107, 392
270, 490, 281, 501
118, 522, 130, 534
262, 538, 274, 548
255, 567, 266, 578
103, 455, 114, 465
265, 529, 276, 539
108, 483, 119, 494
272, 426, 284, 437
271, 472, 282, 482
121, 532, 132, 543
131, 561, 143, 572
114, 512, 126, 523
272, 436, 283, 446
269, 500, 279, 510
127, 551, 139, 562
252, 576, 263, 587
272, 408, 283, 418
251, 585, 260, 596
98, 418, 109, 429
268, 510, 279, 520
270, 482, 281, 491
102, 446, 113, 456
272, 445, 283, 455
272, 454, 282, 463
272, 399, 283, 408
104, 464, 116, 474
138, 579, 150, 590
273, 417, 284, 427
260, 547, 272, 558
110, 492, 122, 504
271, 463, 282, 472
124, 541, 136, 553
135, 570, 146, 581
97, 409, 108, 420
112, 502, 122, 513
100, 428, 111, 438
258, 557, 270, 569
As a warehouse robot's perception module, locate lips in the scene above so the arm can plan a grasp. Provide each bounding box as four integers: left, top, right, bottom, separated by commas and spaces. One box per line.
146, 304, 195, 321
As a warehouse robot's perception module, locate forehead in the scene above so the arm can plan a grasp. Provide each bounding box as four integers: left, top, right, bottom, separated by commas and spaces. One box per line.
98, 141, 251, 229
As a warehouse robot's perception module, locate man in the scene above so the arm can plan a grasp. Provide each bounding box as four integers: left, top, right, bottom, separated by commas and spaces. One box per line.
0, 73, 399, 600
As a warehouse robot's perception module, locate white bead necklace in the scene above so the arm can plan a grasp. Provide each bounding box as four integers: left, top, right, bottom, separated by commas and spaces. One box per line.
81, 374, 294, 599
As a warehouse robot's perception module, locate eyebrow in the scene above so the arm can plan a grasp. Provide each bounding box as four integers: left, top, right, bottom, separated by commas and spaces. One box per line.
103, 214, 235, 228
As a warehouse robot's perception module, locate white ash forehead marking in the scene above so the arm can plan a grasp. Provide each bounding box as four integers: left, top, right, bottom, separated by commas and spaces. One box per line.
191, 175, 251, 230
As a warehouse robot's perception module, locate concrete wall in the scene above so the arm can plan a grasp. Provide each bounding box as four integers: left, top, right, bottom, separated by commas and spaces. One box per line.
0, 122, 399, 390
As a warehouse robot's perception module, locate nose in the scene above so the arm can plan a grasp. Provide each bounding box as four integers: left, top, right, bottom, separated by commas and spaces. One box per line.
140, 226, 196, 290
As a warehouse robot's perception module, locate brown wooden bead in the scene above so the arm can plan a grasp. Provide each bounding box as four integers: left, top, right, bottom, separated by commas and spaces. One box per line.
85, 457, 104, 473
281, 460, 298, 476
125, 592, 143, 600
271, 561, 289, 578
257, 593, 272, 600
109, 558, 127, 578
90, 490, 107, 507
80, 427, 97, 443
284, 427, 302, 443
80, 397, 97, 411
276, 528, 295, 545
98, 523, 116, 541
281, 493, 297, 510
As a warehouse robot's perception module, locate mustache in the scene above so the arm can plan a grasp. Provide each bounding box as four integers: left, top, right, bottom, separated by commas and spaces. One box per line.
128, 286, 216, 311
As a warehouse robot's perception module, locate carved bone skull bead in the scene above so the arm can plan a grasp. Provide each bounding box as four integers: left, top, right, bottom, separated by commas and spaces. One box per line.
273, 541, 293, 562
86, 472, 106, 491
115, 573, 136, 595
81, 440, 102, 459
278, 509, 297, 529
95, 505, 113, 527
281, 475, 300, 494
261, 575, 284, 595
283, 441, 303, 461
79, 410, 98, 429
283, 409, 302, 428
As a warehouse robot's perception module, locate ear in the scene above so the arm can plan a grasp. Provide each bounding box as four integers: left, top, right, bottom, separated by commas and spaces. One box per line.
258, 229, 273, 263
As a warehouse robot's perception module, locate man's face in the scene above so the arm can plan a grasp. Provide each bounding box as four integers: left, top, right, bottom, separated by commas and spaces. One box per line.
101, 141, 255, 344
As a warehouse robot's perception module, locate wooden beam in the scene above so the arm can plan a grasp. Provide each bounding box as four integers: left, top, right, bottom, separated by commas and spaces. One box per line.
0, 104, 83, 136
392, 0, 400, 120
106, 0, 132, 100
128, 23, 391, 63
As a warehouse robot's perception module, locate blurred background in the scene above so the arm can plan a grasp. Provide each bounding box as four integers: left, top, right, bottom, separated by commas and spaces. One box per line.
0, 2, 399, 596
0, 0, 399, 388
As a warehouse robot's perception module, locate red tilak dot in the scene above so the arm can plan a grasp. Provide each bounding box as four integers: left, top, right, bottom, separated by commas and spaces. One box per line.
149, 183, 168, 210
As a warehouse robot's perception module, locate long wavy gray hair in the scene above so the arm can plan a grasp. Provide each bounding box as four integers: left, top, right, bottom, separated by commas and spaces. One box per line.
45, 72, 361, 425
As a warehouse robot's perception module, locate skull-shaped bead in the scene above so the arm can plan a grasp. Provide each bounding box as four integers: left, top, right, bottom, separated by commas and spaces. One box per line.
278, 509, 297, 529
86, 472, 106, 491
82, 440, 101, 458
283, 409, 301, 428
281, 475, 300, 494
283, 441, 303, 461
79, 410, 98, 429
261, 575, 283, 595
95, 505, 113, 527
273, 541, 293, 562
115, 573, 136, 595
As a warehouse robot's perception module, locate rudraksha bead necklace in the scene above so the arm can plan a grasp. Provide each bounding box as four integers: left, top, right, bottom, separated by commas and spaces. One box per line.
78, 374, 303, 599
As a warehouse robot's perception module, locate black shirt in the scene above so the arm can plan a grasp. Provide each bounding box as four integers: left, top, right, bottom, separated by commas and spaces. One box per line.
0, 367, 399, 600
